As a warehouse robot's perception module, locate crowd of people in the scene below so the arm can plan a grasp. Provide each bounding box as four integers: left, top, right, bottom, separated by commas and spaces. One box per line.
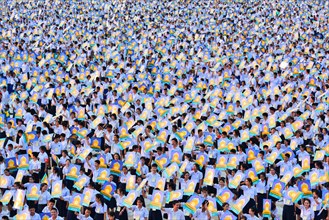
0, 0, 329, 219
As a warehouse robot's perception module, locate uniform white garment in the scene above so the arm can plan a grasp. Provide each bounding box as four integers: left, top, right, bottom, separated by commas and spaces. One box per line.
146, 173, 160, 187
131, 206, 148, 220
241, 185, 256, 199
90, 202, 107, 214
193, 209, 210, 219
163, 208, 185, 220
299, 205, 315, 220
29, 160, 41, 172
30, 213, 41, 220
38, 191, 51, 205
77, 214, 93, 220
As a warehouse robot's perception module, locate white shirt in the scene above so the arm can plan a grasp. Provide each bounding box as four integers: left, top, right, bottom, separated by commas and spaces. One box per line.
38, 152, 48, 163
30, 213, 41, 220
77, 214, 93, 220
163, 208, 185, 220
29, 160, 41, 172
310, 197, 322, 212
90, 202, 107, 214
243, 214, 260, 220
256, 180, 267, 194
39, 191, 51, 205
299, 205, 314, 220
193, 209, 210, 220
190, 170, 203, 181
131, 206, 148, 220
146, 173, 160, 187
241, 185, 256, 199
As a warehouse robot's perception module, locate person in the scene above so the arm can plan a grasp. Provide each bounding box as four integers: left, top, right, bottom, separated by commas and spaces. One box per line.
108, 211, 116, 220
38, 183, 51, 213
29, 152, 41, 182
256, 173, 266, 214
0, 203, 9, 219
242, 207, 260, 220
311, 190, 322, 220
50, 208, 64, 220
295, 198, 315, 220
130, 198, 148, 220
56, 181, 70, 217
161, 201, 185, 220
42, 199, 57, 213
113, 188, 128, 220
29, 207, 41, 220
90, 194, 107, 220
193, 200, 211, 220
239, 178, 257, 214
76, 207, 93, 220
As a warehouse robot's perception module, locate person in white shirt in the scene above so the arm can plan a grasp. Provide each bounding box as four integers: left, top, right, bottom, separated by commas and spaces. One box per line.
275, 153, 293, 176
113, 187, 128, 219
38, 183, 51, 213
0, 202, 9, 219
48, 167, 60, 185
50, 208, 64, 220
146, 164, 161, 195
193, 200, 211, 220
42, 199, 57, 213
256, 173, 267, 214
0, 157, 5, 175
162, 201, 185, 220
310, 190, 322, 220
29, 207, 41, 220
130, 198, 148, 220
93, 124, 105, 138
90, 194, 107, 220
29, 152, 41, 181
38, 146, 49, 180
76, 207, 93, 220
190, 164, 203, 192
2, 169, 15, 190
295, 198, 315, 220
243, 207, 260, 220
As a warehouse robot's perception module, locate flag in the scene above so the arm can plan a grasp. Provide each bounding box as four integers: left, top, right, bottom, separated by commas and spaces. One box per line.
183, 195, 204, 215
51, 154, 59, 165
68, 193, 83, 212
101, 181, 116, 201
41, 173, 48, 185
262, 199, 271, 218
82, 188, 94, 206
149, 190, 164, 210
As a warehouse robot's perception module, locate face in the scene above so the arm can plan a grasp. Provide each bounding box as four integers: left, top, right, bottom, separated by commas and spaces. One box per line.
137, 200, 142, 207
29, 208, 35, 215
42, 185, 48, 191
95, 162, 100, 169
173, 203, 180, 210
51, 210, 57, 218
303, 200, 310, 208
85, 209, 91, 217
